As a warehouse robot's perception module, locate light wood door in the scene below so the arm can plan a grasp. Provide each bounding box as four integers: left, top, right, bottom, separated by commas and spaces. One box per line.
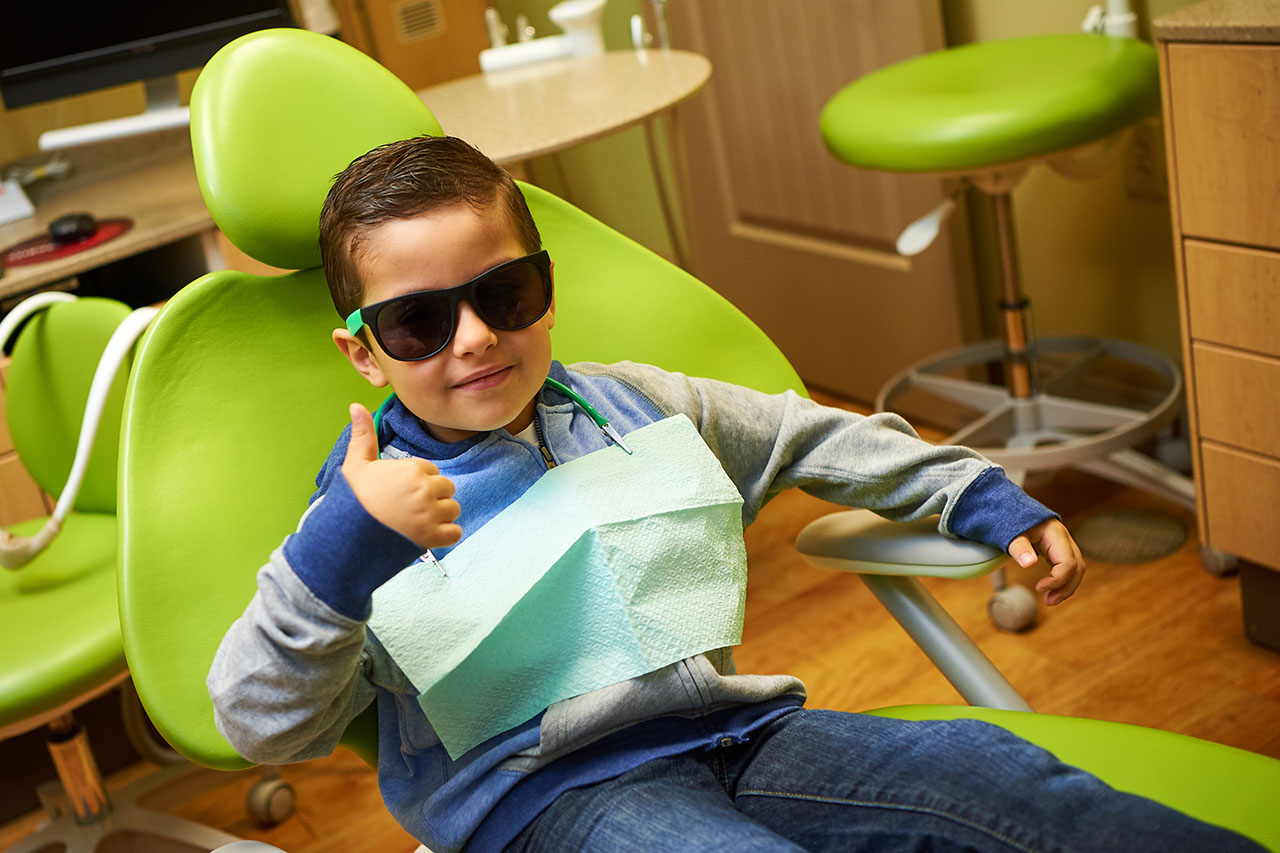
665, 1, 979, 402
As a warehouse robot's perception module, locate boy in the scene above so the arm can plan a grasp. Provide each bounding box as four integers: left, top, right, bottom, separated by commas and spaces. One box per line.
210, 136, 1259, 852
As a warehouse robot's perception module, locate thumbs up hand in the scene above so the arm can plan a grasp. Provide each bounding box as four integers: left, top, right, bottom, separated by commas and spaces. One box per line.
341, 403, 463, 551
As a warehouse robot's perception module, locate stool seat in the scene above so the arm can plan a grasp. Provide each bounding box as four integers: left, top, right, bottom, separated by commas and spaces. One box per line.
0, 511, 121, 730
821, 34, 1159, 173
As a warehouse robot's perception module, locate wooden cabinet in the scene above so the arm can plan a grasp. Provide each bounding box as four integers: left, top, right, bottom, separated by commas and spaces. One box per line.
0, 359, 51, 528
331, 0, 487, 90
1157, 10, 1280, 649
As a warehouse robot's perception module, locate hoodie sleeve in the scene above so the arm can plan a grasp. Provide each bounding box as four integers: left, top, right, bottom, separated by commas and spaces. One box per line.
207, 481, 423, 765
572, 361, 1054, 550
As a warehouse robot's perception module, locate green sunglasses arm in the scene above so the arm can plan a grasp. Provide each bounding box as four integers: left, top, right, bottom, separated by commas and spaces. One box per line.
345, 309, 365, 337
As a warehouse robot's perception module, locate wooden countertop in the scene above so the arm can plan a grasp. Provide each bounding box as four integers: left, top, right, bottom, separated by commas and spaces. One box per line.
1154, 0, 1280, 42
0, 130, 211, 301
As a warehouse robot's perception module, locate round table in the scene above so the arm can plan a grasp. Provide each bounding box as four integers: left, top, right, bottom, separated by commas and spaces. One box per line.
418, 48, 711, 265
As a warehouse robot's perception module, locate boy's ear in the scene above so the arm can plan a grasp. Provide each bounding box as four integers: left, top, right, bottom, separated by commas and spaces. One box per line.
332, 328, 390, 388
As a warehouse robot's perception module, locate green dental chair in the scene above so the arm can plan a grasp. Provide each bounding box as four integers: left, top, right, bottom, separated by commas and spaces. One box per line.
116, 27, 1280, 852
0, 294, 251, 851
817, 31, 1205, 632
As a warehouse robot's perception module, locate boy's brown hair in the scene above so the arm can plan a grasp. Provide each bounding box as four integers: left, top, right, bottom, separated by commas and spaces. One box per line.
319, 135, 542, 318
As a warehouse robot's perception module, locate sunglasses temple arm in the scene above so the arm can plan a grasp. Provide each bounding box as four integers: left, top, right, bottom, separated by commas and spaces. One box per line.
345, 308, 366, 338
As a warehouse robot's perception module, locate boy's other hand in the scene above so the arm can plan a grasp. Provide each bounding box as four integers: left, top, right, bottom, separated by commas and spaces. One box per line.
1007, 519, 1085, 606
342, 403, 463, 551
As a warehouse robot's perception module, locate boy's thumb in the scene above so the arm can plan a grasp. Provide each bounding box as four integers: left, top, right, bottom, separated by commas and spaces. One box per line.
345, 403, 380, 465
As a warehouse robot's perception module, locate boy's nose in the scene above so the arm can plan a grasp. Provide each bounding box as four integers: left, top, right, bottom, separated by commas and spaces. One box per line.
452, 299, 498, 355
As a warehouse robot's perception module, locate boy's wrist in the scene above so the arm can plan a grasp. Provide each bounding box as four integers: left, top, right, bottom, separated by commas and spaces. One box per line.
284, 472, 425, 620
947, 467, 1058, 551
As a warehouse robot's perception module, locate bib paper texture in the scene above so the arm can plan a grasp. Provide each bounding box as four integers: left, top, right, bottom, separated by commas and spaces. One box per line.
369, 414, 748, 758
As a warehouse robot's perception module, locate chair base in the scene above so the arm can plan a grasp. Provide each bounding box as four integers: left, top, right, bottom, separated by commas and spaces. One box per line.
876, 334, 1198, 631
876, 335, 1194, 509
10, 762, 248, 853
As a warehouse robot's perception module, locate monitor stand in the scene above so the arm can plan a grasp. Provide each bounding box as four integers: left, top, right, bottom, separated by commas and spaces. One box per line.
38, 76, 190, 152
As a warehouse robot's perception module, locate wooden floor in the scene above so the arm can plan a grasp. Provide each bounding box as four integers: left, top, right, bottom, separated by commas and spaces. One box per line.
4, 396, 1279, 852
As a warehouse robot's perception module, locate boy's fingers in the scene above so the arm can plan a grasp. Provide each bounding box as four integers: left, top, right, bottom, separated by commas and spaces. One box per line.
1036, 572, 1066, 591
438, 522, 463, 546
431, 497, 462, 524
344, 403, 381, 467
1007, 535, 1038, 568
1036, 559, 1084, 604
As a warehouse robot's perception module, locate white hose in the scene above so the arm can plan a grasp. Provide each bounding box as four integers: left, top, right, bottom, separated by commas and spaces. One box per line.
0, 291, 77, 352
0, 302, 158, 570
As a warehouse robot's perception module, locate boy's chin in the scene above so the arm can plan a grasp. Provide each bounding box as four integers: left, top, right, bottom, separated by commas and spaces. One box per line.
422, 414, 521, 443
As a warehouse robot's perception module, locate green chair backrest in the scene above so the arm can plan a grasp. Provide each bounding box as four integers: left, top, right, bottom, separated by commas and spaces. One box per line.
119, 27, 803, 770
6, 297, 132, 514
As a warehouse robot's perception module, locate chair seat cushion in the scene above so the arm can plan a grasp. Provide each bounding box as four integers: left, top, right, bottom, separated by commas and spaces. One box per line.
821, 34, 1159, 173
870, 704, 1280, 850
0, 512, 122, 730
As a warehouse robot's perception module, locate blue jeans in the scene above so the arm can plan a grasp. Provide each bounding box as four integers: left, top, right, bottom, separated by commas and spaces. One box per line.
507, 709, 1263, 852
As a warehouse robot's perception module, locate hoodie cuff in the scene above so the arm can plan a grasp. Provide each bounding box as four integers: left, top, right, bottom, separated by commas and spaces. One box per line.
284, 472, 425, 620
947, 467, 1058, 550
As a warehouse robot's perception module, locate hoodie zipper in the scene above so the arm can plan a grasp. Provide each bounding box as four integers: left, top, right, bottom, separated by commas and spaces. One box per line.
532, 411, 557, 469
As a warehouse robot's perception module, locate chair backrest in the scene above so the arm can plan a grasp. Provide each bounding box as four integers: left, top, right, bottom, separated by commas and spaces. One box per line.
6, 296, 133, 514
119, 27, 804, 770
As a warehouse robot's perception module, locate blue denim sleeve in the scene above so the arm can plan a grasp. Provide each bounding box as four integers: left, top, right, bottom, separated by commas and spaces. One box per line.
283, 472, 425, 620
946, 467, 1058, 550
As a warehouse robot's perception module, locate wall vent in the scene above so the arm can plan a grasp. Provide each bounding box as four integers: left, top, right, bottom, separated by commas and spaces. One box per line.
394, 0, 444, 43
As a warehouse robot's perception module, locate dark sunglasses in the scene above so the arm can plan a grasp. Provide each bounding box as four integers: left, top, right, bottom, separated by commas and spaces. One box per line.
345, 250, 553, 361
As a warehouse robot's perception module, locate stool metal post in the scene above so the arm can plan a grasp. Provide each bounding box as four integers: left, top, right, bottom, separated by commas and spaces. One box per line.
991, 191, 1037, 401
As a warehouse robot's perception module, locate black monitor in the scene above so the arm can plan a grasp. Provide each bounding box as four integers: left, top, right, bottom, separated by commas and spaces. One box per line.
1, 1, 294, 147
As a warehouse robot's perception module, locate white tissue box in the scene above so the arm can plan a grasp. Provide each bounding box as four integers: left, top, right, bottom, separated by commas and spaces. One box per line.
480, 35, 573, 73
0, 180, 36, 227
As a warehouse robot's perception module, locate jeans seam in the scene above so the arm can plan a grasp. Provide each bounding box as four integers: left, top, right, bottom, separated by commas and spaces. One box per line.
713, 749, 729, 790
736, 789, 1040, 853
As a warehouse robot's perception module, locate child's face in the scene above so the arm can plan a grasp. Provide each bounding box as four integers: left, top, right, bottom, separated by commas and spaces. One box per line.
333, 202, 555, 443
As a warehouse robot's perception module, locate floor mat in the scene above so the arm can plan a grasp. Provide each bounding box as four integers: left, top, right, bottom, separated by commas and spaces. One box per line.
1073, 508, 1188, 563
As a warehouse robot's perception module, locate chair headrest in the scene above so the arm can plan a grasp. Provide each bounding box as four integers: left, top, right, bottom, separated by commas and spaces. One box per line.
190, 28, 443, 271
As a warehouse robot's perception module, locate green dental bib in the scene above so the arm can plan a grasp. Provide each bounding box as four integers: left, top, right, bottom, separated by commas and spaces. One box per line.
368, 414, 748, 759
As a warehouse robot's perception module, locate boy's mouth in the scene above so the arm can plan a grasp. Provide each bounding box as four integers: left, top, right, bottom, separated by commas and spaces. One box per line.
453, 365, 512, 391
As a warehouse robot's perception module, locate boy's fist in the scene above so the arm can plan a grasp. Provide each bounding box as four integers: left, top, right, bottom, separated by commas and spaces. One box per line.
1008, 518, 1085, 606
341, 403, 463, 551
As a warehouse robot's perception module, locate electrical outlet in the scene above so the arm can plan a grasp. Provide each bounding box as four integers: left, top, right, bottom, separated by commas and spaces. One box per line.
1123, 120, 1169, 203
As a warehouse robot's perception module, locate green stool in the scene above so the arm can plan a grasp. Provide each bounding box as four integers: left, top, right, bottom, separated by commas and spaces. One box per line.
818, 33, 1196, 630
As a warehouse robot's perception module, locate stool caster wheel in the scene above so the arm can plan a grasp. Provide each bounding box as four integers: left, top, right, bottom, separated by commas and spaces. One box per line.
247, 776, 296, 826
1199, 545, 1239, 577
989, 584, 1038, 632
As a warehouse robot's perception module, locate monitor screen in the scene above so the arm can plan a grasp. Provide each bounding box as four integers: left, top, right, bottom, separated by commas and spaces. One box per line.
0, 1, 295, 109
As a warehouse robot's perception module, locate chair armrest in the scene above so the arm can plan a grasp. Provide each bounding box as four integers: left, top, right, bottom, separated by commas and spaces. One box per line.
796, 510, 1006, 579
796, 509, 1031, 711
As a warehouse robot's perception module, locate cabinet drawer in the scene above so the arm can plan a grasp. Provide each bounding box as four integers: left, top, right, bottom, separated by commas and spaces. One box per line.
1184, 240, 1280, 358
1201, 443, 1280, 569
1193, 343, 1280, 457
1168, 44, 1280, 249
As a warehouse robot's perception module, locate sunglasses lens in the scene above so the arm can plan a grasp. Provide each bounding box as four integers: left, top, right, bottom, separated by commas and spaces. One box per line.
368, 254, 550, 361
474, 260, 549, 330
376, 294, 453, 360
